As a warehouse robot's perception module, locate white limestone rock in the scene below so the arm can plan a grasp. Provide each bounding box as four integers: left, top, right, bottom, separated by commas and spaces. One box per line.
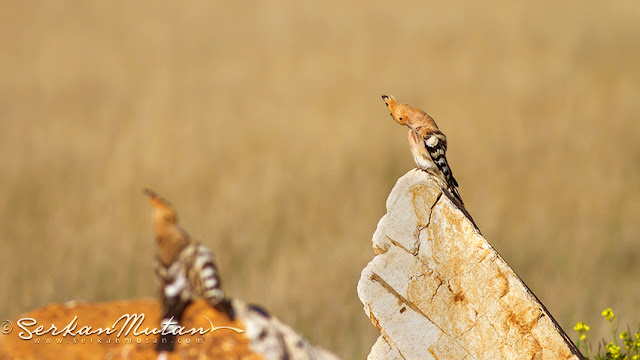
359, 169, 583, 360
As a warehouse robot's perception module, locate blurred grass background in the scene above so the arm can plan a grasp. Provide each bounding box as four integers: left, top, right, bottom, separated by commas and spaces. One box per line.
1, 0, 639, 358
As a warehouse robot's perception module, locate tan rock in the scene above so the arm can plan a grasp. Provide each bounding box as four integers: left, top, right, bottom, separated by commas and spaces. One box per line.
0, 298, 338, 360
0, 298, 255, 360
359, 169, 584, 360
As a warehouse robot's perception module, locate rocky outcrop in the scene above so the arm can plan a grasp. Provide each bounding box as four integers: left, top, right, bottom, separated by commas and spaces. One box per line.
0, 298, 338, 360
357, 169, 584, 360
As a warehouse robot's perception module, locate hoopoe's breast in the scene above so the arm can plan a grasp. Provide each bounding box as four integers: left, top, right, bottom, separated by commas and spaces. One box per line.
407, 130, 437, 172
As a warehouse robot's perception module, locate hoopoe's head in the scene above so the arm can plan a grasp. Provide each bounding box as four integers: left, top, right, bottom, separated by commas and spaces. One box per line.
144, 189, 191, 265
382, 94, 437, 132
143, 188, 177, 229
381, 95, 407, 126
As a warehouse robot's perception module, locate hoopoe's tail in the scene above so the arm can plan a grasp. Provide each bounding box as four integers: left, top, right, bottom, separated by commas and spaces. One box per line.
449, 186, 464, 206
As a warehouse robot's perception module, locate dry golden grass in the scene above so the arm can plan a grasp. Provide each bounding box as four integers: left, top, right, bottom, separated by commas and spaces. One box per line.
1, 1, 639, 358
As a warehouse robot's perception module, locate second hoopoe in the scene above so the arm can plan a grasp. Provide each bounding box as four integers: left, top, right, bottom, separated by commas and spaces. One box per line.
143, 189, 235, 356
382, 95, 464, 205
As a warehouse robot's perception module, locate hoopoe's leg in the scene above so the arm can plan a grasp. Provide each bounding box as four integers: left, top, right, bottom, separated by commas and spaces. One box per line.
157, 273, 192, 352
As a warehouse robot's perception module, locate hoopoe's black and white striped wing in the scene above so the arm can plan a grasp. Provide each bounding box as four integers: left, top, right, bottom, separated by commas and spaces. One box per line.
423, 131, 463, 204
154, 243, 234, 353
183, 243, 235, 318
189, 244, 225, 306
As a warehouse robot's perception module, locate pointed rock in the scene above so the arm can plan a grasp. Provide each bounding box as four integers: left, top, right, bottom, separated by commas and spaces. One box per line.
358, 169, 584, 360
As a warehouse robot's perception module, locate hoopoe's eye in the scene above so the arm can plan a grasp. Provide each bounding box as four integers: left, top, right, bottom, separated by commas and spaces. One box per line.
385, 102, 389, 106
398, 117, 403, 121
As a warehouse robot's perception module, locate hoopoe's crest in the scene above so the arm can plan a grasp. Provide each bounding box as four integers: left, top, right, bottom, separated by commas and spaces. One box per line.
382, 95, 464, 205
144, 189, 189, 266
144, 189, 234, 354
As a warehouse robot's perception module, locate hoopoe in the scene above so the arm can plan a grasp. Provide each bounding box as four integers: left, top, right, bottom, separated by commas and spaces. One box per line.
382, 95, 464, 205
143, 189, 234, 355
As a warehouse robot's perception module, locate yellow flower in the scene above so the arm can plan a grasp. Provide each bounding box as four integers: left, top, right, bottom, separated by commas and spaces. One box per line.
606, 342, 621, 358
574, 322, 590, 332
580, 334, 586, 341
602, 308, 615, 321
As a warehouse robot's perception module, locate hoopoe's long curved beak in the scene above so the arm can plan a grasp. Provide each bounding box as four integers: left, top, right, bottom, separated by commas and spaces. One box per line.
406, 124, 421, 138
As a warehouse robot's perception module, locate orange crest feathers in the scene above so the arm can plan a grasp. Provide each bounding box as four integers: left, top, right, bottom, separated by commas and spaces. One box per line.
143, 188, 177, 224
381, 94, 398, 109
382, 94, 405, 125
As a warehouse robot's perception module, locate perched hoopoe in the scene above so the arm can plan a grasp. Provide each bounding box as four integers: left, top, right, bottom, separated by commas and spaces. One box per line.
143, 189, 234, 355
382, 95, 464, 205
